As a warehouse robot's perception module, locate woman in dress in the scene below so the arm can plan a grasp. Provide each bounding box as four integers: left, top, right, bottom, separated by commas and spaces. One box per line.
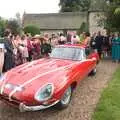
19, 35, 29, 63
82, 32, 91, 47
79, 32, 86, 43
71, 34, 80, 44
112, 33, 120, 62
26, 35, 33, 62
12, 35, 23, 66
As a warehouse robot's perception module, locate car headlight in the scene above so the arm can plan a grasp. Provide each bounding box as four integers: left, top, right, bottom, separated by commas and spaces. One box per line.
0, 74, 5, 82
35, 83, 54, 102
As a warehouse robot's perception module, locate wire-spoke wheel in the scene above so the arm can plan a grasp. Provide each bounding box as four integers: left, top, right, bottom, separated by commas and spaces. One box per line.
56, 86, 72, 109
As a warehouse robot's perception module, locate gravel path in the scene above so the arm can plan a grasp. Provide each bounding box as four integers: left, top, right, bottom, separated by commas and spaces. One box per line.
0, 60, 119, 120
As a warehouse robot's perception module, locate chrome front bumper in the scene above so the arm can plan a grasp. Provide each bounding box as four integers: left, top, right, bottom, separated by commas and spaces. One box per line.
19, 100, 59, 112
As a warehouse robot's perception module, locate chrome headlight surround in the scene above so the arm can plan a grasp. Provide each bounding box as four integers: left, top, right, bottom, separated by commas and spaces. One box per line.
34, 83, 54, 102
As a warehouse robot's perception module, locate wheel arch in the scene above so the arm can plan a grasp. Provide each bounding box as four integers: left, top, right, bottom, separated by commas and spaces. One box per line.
71, 81, 77, 91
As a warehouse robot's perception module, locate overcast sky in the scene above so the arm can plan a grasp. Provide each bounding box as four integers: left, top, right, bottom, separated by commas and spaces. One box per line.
0, 0, 60, 19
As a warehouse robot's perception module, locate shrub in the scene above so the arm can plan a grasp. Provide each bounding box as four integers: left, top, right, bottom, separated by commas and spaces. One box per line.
6, 19, 21, 35
23, 25, 40, 36
77, 22, 89, 34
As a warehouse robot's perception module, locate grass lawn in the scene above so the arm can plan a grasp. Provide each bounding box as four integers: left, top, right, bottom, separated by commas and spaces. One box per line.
92, 67, 120, 120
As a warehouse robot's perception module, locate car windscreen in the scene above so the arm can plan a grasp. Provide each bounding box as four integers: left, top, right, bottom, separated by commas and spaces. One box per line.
50, 47, 84, 61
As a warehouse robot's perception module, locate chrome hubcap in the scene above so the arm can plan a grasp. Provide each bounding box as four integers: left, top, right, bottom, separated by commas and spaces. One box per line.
61, 87, 71, 105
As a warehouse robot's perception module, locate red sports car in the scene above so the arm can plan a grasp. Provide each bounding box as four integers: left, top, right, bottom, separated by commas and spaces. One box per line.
0, 44, 99, 112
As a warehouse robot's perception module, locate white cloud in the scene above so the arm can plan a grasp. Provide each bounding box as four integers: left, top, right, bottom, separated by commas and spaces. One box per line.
0, 0, 60, 19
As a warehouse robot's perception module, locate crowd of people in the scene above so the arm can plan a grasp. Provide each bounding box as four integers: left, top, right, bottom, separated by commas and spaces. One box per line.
1, 30, 120, 73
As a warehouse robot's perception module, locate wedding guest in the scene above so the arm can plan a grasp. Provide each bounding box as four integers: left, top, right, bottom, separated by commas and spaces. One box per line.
12, 35, 23, 66
95, 31, 104, 59
90, 32, 97, 49
71, 34, 80, 44
19, 35, 28, 63
112, 33, 120, 62
0, 42, 5, 75
58, 33, 66, 45
51, 34, 58, 47
3, 31, 14, 72
41, 38, 51, 57
31, 35, 41, 60
82, 32, 91, 47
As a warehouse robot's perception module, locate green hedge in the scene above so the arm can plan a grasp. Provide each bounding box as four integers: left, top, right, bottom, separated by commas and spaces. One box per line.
23, 25, 40, 36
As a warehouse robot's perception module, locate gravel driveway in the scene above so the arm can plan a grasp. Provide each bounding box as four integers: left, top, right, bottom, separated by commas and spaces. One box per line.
0, 60, 118, 120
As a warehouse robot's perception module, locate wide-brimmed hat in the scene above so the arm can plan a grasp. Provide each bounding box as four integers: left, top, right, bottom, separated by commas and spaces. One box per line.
32, 35, 47, 41
32, 34, 41, 39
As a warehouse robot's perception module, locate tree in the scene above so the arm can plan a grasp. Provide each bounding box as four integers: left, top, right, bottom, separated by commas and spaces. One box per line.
115, 8, 120, 14
23, 25, 40, 36
104, 0, 120, 31
0, 17, 7, 37
6, 19, 21, 35
114, 0, 120, 14
78, 22, 88, 34
59, 0, 91, 12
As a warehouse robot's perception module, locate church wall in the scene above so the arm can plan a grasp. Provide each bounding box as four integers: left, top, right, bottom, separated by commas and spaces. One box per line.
23, 12, 88, 30
23, 12, 106, 35
89, 12, 106, 35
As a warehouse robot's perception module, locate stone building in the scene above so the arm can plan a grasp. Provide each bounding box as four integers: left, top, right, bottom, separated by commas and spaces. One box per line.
23, 0, 107, 35
23, 12, 88, 34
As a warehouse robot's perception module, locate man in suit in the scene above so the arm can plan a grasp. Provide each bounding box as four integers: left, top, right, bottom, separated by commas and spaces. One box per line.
95, 31, 104, 59
3, 31, 14, 72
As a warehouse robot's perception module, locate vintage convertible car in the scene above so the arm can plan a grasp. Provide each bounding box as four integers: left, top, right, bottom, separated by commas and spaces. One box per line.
0, 44, 99, 112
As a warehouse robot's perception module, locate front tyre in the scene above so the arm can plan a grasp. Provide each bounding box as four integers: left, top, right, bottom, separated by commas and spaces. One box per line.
56, 86, 72, 109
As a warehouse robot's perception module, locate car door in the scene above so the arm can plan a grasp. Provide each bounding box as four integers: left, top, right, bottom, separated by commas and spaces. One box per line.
86, 48, 98, 67
69, 49, 94, 83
